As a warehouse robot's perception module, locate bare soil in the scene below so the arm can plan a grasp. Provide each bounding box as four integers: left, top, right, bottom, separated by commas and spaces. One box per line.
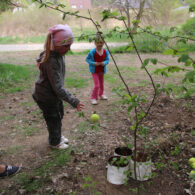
0, 51, 195, 195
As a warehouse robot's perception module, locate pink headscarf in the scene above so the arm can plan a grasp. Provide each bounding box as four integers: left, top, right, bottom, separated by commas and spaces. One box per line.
49, 24, 74, 47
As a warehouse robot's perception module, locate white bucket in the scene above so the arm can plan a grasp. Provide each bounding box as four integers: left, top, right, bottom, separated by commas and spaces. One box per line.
107, 156, 129, 185
114, 147, 132, 169
130, 153, 153, 181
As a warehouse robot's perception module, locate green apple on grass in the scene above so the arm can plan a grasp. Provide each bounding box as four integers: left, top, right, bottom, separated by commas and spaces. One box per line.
90, 113, 100, 123
191, 162, 195, 169
190, 170, 195, 176
189, 157, 195, 166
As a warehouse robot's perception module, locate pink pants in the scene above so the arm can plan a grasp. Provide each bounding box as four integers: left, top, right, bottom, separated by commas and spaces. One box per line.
91, 72, 104, 100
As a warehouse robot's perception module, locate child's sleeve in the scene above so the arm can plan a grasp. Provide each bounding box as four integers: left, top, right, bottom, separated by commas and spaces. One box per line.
46, 58, 79, 108
104, 50, 110, 65
86, 51, 95, 65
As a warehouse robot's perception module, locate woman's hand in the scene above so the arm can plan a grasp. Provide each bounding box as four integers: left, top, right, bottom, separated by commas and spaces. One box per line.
77, 103, 84, 111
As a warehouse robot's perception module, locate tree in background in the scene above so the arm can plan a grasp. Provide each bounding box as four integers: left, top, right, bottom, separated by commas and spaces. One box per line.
151, 0, 181, 26
111, 0, 152, 32
186, 0, 195, 6
91, 0, 116, 7
0, 0, 9, 13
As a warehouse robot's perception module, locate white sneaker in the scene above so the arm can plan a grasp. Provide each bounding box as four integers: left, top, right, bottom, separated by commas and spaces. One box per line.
61, 135, 69, 144
91, 99, 98, 105
50, 142, 69, 150
100, 95, 108, 100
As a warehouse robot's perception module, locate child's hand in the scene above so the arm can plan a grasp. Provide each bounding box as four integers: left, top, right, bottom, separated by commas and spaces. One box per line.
95, 62, 100, 66
100, 62, 104, 66
77, 103, 84, 111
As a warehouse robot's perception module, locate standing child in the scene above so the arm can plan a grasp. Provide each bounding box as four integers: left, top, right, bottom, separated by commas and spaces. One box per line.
86, 34, 110, 105
33, 24, 84, 149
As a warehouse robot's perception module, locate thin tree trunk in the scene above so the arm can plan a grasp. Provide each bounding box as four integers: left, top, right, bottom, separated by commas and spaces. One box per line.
132, 0, 146, 33
125, 0, 131, 29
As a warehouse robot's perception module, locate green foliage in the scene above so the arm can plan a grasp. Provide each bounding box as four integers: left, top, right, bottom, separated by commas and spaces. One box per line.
82, 175, 100, 195
0, 0, 9, 13
77, 121, 90, 133
151, 0, 181, 25
65, 76, 88, 88
15, 149, 71, 192
170, 145, 180, 156
170, 161, 180, 170
156, 82, 195, 99
142, 58, 158, 69
183, 71, 195, 83
110, 156, 129, 167
189, 172, 195, 180
0, 36, 45, 44
0, 63, 31, 92
23, 126, 41, 136
181, 17, 195, 36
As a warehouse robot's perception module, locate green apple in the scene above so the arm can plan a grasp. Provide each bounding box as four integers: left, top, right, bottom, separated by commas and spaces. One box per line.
192, 162, 195, 169
190, 170, 195, 176
90, 114, 100, 123
189, 157, 195, 165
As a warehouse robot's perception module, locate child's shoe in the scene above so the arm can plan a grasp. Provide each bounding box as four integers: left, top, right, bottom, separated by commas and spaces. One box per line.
50, 142, 69, 150
0, 165, 20, 178
100, 95, 108, 100
91, 99, 98, 105
61, 135, 69, 144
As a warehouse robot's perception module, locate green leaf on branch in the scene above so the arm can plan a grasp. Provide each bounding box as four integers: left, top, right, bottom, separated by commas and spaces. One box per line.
183, 71, 195, 83
146, 26, 152, 31
168, 66, 183, 73
176, 39, 187, 44
185, 60, 192, 67
39, 3, 45, 8
178, 54, 190, 63
45, 2, 54, 6
132, 20, 140, 26
118, 16, 126, 21
169, 27, 177, 33
130, 125, 135, 131
154, 68, 169, 77
163, 36, 170, 42
58, 4, 66, 8
101, 10, 119, 21
163, 49, 175, 55
62, 13, 66, 20
78, 111, 85, 118
189, 5, 195, 12
141, 58, 150, 69
150, 58, 158, 65
102, 10, 110, 21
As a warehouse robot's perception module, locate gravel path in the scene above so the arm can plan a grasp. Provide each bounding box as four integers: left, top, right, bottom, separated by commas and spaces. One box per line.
0, 42, 128, 52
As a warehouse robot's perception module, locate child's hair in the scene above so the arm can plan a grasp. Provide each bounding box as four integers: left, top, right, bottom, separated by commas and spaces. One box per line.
41, 33, 52, 63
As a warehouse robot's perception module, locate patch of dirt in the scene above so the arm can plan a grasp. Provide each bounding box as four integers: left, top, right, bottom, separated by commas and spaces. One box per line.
0, 52, 194, 195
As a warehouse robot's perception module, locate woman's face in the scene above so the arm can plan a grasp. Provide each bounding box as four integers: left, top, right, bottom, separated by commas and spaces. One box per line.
55, 44, 71, 55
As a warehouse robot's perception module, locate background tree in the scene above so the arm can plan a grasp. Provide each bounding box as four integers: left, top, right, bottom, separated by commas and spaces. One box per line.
0, 0, 9, 13
112, 0, 151, 32
151, 0, 181, 26
91, 0, 116, 7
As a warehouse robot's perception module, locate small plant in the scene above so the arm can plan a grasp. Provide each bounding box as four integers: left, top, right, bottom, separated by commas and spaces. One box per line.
170, 145, 180, 156
14, 149, 72, 192
23, 126, 41, 136
82, 175, 101, 195
110, 156, 129, 168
